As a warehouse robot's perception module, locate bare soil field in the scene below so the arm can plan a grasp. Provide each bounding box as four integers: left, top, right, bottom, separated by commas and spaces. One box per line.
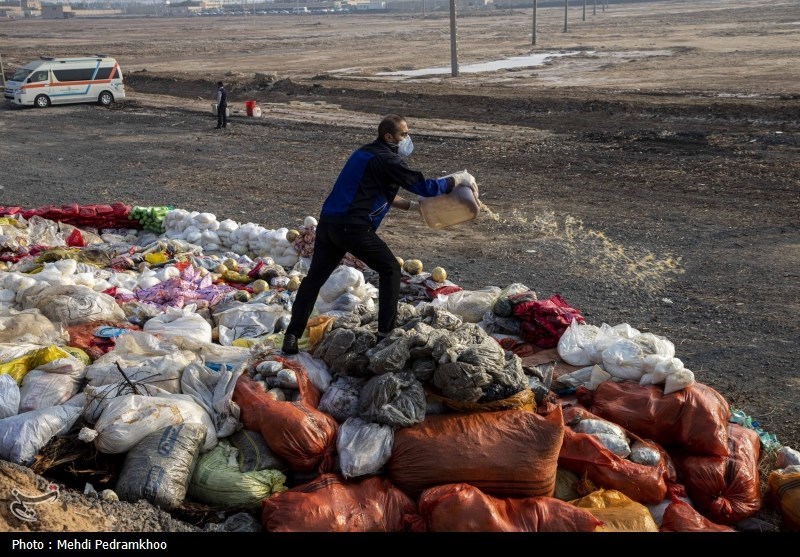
0, 0, 799, 533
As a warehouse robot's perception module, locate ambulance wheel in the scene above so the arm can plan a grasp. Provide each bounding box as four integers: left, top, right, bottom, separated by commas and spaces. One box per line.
98, 91, 114, 106
34, 95, 50, 108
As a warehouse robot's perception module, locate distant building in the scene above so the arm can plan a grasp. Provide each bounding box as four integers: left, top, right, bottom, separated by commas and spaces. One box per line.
41, 3, 123, 18
344, 0, 492, 11
164, 0, 223, 15
0, 3, 22, 18
42, 4, 75, 18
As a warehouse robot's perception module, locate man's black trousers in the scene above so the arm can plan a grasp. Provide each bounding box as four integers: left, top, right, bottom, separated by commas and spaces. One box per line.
217, 103, 228, 127
285, 220, 401, 339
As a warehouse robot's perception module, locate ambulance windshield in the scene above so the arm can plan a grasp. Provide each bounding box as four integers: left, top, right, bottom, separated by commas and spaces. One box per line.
9, 68, 32, 83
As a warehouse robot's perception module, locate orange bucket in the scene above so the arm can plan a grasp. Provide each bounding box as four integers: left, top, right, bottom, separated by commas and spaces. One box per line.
245, 100, 257, 116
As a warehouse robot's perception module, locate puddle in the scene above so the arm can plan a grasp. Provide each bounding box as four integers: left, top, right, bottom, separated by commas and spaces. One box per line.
375, 51, 589, 77
347, 49, 674, 78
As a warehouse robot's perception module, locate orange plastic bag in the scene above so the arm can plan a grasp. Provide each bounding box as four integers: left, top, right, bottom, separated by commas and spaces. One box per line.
671, 423, 762, 525
417, 482, 602, 532
387, 402, 564, 498
660, 497, 736, 532
559, 406, 674, 505
66, 320, 140, 361
578, 380, 730, 457
261, 473, 419, 532
232, 358, 337, 474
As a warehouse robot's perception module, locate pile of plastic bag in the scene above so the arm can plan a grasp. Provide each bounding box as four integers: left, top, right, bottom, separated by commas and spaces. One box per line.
0, 204, 796, 533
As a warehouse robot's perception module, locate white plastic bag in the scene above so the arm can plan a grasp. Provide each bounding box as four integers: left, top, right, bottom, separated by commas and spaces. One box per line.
591, 323, 623, 364
214, 303, 287, 346
85, 331, 195, 393
557, 320, 601, 366
171, 337, 251, 371
79, 393, 216, 454
0, 309, 67, 345
0, 404, 82, 465
663, 368, 695, 394
612, 323, 641, 339
431, 286, 502, 323
0, 342, 42, 363
586, 364, 612, 391
318, 266, 365, 304
291, 351, 333, 393
776, 446, 800, 469
19, 356, 87, 412
650, 356, 685, 383
315, 266, 375, 314
82, 382, 172, 424
0, 374, 20, 419
601, 338, 646, 381
180, 361, 244, 439
336, 417, 394, 479
634, 332, 676, 358
22, 284, 126, 326
143, 304, 213, 344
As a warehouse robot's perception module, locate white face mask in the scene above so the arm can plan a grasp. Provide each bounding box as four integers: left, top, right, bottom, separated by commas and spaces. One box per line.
398, 135, 414, 158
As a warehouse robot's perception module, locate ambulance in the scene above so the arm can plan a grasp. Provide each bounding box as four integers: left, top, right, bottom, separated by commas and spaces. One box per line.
4, 55, 126, 108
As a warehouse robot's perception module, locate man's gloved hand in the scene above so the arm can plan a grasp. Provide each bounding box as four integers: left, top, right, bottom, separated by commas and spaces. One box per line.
451, 169, 479, 198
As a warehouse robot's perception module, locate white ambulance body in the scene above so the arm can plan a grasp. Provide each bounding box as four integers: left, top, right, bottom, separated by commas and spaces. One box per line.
4, 55, 126, 108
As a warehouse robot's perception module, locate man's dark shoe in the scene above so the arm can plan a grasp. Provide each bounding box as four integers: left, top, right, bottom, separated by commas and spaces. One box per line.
281, 334, 299, 355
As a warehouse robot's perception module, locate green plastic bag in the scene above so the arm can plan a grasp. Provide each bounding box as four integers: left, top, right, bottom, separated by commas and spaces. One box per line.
188, 440, 287, 509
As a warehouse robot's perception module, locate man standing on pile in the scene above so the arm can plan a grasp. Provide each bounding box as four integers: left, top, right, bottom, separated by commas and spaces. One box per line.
282, 113, 478, 354
215, 81, 228, 129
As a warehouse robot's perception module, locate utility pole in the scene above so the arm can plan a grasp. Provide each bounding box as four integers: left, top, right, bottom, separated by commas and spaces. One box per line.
563, 0, 568, 33
582, 0, 586, 21
532, 0, 537, 46
449, 0, 458, 77
0, 53, 5, 87
593, 0, 596, 16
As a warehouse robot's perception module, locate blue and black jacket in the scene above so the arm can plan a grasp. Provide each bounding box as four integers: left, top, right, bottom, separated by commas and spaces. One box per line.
319, 138, 454, 230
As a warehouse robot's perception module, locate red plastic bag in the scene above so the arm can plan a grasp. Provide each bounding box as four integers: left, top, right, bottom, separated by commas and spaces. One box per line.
66, 228, 86, 247
426, 284, 462, 298
513, 294, 585, 348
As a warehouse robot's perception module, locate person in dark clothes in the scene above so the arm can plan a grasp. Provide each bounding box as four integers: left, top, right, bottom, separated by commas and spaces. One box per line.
215, 81, 228, 129
281, 113, 478, 354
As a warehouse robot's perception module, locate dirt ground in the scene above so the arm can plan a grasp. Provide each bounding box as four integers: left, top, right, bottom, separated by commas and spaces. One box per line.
0, 0, 798, 533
